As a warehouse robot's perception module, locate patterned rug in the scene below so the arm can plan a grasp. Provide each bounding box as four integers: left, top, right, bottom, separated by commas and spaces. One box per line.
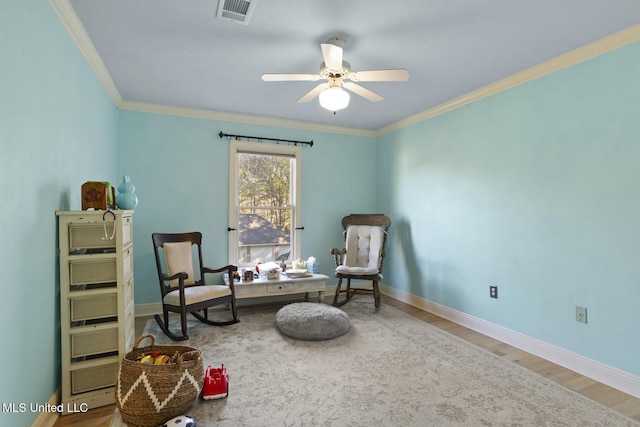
111, 301, 638, 426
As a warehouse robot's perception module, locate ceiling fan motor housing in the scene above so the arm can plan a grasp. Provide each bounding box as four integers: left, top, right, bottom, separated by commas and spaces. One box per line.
320, 61, 351, 80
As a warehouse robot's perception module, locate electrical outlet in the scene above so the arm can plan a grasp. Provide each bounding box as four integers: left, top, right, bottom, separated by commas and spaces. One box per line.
490, 285, 498, 299
576, 306, 587, 324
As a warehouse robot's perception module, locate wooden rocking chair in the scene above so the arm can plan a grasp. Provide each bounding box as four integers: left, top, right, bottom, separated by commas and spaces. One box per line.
152, 232, 239, 341
330, 214, 391, 309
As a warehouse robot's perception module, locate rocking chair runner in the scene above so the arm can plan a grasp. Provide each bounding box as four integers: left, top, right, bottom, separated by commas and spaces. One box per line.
330, 214, 391, 309
152, 232, 239, 341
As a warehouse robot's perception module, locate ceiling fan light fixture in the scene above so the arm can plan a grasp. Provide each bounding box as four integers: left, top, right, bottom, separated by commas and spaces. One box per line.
319, 86, 350, 112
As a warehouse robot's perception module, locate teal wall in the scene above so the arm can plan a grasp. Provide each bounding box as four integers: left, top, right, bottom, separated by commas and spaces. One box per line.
117, 111, 377, 305
0, 0, 118, 424
377, 41, 640, 375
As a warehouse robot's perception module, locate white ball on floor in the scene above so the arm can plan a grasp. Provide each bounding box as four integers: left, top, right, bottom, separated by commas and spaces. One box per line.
161, 415, 196, 427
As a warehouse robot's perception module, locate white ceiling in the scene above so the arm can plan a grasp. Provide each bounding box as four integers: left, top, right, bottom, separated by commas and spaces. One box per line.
67, 0, 640, 132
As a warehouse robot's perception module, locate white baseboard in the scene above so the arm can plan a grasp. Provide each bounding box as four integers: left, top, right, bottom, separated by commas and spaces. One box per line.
30, 389, 59, 427
379, 283, 640, 399
134, 302, 162, 317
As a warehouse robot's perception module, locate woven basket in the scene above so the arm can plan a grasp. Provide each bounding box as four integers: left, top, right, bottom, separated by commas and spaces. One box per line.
116, 334, 204, 427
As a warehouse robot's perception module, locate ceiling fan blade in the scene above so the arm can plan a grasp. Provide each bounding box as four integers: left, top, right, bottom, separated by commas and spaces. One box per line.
297, 83, 330, 103
349, 69, 410, 82
343, 82, 384, 102
320, 38, 344, 71
261, 73, 320, 82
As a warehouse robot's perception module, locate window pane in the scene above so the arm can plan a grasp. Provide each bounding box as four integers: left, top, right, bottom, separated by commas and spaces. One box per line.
238, 153, 291, 208
236, 152, 293, 265
238, 208, 291, 264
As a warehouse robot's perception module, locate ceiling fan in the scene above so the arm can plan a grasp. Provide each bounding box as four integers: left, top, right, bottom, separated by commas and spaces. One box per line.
261, 37, 409, 113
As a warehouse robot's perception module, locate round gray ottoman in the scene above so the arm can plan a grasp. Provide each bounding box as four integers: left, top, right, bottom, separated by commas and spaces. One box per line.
275, 303, 351, 340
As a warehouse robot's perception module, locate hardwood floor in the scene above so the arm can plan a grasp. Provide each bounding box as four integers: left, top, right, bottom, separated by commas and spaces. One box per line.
52, 295, 640, 426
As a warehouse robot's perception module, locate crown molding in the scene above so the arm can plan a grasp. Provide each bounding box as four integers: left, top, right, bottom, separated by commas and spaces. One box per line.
119, 100, 376, 138
49, 0, 123, 106
375, 23, 640, 137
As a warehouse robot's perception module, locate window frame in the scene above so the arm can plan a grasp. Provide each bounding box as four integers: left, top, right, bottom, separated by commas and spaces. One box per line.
228, 139, 302, 267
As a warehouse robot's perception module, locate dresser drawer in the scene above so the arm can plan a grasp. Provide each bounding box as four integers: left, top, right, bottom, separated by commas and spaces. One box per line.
124, 276, 134, 306
70, 293, 118, 323
68, 224, 115, 251
69, 258, 117, 286
66, 214, 133, 250
267, 282, 294, 293
123, 247, 133, 279
71, 362, 119, 395
121, 215, 133, 247
71, 328, 119, 359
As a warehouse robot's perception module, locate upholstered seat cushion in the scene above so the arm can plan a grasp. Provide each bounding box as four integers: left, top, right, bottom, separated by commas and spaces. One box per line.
336, 225, 384, 276
275, 303, 350, 341
164, 285, 231, 306
335, 265, 380, 275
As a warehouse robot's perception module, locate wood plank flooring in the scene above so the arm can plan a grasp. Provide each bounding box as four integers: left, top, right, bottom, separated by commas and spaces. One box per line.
52, 295, 640, 426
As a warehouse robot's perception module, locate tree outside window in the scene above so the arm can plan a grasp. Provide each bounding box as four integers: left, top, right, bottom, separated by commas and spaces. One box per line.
236, 152, 293, 264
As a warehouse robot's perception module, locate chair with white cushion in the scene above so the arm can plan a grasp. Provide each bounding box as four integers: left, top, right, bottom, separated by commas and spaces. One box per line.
330, 214, 391, 309
152, 232, 239, 341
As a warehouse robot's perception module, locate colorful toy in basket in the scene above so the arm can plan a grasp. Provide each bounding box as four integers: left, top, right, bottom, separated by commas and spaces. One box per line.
140, 352, 174, 365
202, 364, 229, 400
160, 414, 196, 426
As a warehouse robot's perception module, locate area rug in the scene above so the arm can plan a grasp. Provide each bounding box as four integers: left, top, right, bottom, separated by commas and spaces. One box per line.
111, 302, 638, 426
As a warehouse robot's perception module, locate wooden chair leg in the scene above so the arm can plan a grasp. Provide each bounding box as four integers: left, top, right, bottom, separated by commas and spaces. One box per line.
154, 310, 189, 341
345, 279, 354, 303
332, 278, 343, 306
180, 307, 188, 337
231, 298, 238, 321
373, 280, 380, 309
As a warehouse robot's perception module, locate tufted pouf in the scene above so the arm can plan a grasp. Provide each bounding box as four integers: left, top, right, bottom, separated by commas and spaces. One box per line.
275, 302, 351, 340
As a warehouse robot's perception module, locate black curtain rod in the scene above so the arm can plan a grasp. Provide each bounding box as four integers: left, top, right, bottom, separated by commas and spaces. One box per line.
219, 131, 313, 147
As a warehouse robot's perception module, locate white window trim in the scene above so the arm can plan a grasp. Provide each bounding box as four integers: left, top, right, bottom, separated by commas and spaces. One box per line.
228, 139, 302, 266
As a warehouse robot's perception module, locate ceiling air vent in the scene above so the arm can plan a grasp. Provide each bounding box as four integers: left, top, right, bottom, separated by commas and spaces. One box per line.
216, 0, 256, 25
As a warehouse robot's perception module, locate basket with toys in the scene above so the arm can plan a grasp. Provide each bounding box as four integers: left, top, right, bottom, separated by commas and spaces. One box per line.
116, 334, 204, 427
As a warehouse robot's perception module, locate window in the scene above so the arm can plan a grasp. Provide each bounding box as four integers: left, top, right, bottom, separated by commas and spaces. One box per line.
228, 140, 302, 267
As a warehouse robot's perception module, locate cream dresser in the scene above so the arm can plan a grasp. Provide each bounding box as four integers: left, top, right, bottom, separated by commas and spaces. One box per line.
56, 210, 134, 413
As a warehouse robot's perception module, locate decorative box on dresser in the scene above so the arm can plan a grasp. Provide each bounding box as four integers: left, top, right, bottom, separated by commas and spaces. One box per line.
55, 210, 135, 413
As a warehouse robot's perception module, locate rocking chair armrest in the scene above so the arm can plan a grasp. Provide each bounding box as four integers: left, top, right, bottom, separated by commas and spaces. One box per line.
159, 272, 188, 299
160, 271, 188, 283
330, 248, 345, 268
378, 249, 386, 272
202, 265, 238, 274
203, 265, 238, 292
